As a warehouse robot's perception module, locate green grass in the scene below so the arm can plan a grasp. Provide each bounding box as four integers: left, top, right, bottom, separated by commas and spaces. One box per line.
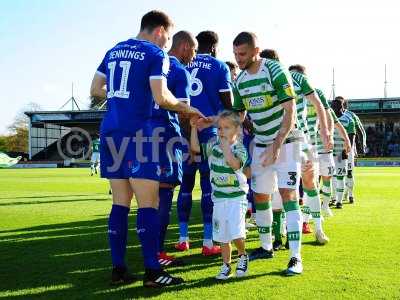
0, 167, 399, 299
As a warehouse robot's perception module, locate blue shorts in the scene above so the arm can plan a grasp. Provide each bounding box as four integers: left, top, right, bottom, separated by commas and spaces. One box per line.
100, 130, 160, 181
158, 128, 183, 185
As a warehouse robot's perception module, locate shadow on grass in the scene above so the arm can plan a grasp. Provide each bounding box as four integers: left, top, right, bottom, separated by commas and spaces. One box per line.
0, 199, 246, 299
302, 240, 325, 246
0, 194, 103, 200
0, 198, 110, 207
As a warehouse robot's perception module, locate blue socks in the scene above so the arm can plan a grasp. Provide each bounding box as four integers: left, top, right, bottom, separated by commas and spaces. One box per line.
158, 187, 174, 252
200, 173, 213, 241
177, 172, 196, 238
137, 207, 161, 270
203, 222, 213, 241
108, 204, 129, 268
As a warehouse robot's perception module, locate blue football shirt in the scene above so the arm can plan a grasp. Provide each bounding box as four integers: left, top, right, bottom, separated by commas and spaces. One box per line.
96, 38, 169, 134
186, 54, 231, 142
152, 56, 190, 135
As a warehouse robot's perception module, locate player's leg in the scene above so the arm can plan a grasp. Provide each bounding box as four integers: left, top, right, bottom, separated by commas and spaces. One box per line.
200, 167, 220, 255
302, 157, 329, 244
95, 154, 100, 174
230, 197, 248, 277
272, 191, 284, 251
90, 153, 96, 176
331, 175, 338, 205
108, 179, 135, 284
334, 156, 347, 209
277, 142, 303, 275
175, 161, 196, 251
319, 153, 335, 216
346, 151, 355, 203
127, 129, 183, 287
248, 145, 275, 261
213, 201, 232, 280
100, 132, 136, 285
157, 132, 184, 266
131, 178, 184, 287
157, 184, 175, 264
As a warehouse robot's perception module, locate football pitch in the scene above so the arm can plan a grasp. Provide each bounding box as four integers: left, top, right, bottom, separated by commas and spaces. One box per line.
0, 167, 399, 299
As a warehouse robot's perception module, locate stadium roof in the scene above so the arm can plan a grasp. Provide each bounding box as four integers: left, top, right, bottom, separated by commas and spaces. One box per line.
25, 109, 106, 127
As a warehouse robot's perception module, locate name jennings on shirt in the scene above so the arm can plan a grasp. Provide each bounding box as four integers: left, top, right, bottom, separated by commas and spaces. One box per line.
108, 49, 146, 61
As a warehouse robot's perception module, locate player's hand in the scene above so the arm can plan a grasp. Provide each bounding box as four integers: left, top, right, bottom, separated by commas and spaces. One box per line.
321, 130, 333, 151
260, 143, 281, 167
344, 140, 351, 155
196, 116, 216, 131
185, 106, 206, 120
190, 116, 198, 127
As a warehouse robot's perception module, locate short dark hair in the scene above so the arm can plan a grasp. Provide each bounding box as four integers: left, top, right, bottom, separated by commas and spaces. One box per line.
171, 30, 196, 48
140, 10, 173, 32
289, 64, 306, 74
335, 96, 345, 102
331, 99, 344, 112
196, 31, 219, 48
225, 61, 238, 71
260, 49, 280, 61
233, 32, 257, 47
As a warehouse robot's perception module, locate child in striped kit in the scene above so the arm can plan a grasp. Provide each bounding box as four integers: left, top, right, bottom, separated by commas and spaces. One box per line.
191, 110, 249, 280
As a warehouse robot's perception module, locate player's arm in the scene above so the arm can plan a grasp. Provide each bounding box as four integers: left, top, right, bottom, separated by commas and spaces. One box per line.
173, 69, 192, 129
306, 92, 332, 141
335, 121, 351, 154
190, 120, 201, 153
316, 89, 334, 134
274, 99, 296, 148
219, 91, 233, 109
232, 82, 250, 127
354, 113, 367, 152
90, 72, 107, 100
151, 79, 203, 116
218, 63, 234, 109
326, 108, 334, 134
271, 65, 297, 150
150, 51, 205, 118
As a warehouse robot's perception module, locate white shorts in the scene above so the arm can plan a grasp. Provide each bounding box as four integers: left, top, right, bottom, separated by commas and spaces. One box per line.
91, 152, 100, 163
271, 190, 283, 210
251, 142, 302, 194
318, 152, 335, 177
212, 197, 247, 243
334, 155, 348, 177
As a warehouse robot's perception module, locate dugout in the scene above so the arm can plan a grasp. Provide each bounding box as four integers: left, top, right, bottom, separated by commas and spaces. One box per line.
25, 110, 105, 162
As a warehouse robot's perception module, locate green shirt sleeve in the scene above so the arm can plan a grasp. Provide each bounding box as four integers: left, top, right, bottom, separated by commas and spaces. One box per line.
232, 83, 245, 111
351, 111, 366, 145
299, 74, 314, 96
268, 60, 296, 104
329, 108, 338, 123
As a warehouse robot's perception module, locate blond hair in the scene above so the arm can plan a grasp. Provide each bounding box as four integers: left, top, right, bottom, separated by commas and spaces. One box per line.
218, 110, 242, 128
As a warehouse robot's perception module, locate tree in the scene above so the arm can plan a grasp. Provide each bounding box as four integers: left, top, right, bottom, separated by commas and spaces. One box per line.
3, 102, 42, 153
